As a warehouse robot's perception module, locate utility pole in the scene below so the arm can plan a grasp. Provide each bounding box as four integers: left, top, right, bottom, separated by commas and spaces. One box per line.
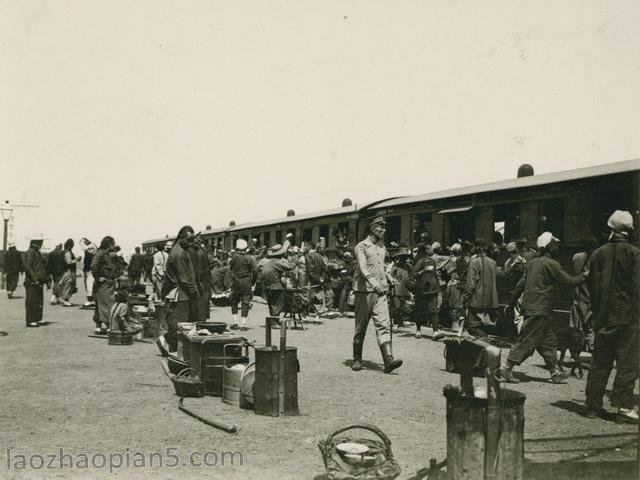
1, 200, 39, 290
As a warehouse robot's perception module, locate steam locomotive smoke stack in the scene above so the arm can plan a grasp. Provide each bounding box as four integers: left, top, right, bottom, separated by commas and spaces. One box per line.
287, 209, 295, 217
342, 198, 353, 207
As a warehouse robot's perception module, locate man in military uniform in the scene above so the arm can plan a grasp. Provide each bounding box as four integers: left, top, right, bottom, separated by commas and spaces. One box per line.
351, 216, 402, 374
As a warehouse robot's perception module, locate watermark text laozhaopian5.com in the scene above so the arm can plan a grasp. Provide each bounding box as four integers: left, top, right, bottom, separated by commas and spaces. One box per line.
5, 447, 244, 473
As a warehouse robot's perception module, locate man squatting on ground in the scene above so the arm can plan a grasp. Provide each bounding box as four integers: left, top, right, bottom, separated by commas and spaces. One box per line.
351, 215, 402, 374
584, 210, 639, 424
229, 238, 258, 330
501, 231, 586, 384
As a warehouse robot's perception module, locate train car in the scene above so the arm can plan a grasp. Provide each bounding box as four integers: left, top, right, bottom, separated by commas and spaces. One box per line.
141, 236, 175, 255
362, 159, 639, 250
199, 225, 227, 252
224, 199, 363, 251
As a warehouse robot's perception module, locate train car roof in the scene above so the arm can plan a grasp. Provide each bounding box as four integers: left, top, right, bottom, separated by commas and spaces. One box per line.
226, 204, 360, 232
371, 158, 640, 210
142, 236, 175, 245
199, 226, 228, 236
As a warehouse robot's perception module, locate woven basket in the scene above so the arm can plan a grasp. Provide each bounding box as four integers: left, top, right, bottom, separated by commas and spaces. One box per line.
171, 368, 204, 398
318, 424, 401, 480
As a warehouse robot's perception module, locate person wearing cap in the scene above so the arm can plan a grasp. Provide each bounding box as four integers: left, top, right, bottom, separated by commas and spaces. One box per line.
501, 231, 587, 384
351, 215, 402, 374
412, 243, 441, 338
23, 234, 50, 327
4, 242, 23, 299
461, 239, 499, 337
229, 239, 258, 330
128, 247, 145, 288
156, 226, 199, 354
497, 241, 526, 335
585, 211, 639, 423
151, 241, 171, 299
260, 243, 293, 316
388, 247, 412, 331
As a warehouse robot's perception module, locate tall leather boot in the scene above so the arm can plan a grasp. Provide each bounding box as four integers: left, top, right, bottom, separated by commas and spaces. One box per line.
352, 343, 363, 371
380, 342, 402, 374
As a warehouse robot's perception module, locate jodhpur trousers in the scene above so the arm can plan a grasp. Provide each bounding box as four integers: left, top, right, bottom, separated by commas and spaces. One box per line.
353, 292, 391, 347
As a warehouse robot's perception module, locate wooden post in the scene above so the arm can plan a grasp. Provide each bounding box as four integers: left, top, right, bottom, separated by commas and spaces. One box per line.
278, 320, 287, 416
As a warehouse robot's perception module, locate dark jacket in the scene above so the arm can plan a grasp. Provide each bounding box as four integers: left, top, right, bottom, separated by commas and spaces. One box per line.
46, 248, 66, 277
91, 249, 121, 283
463, 254, 499, 309
164, 242, 199, 300
4, 247, 23, 275
194, 246, 212, 288
511, 253, 585, 317
305, 251, 327, 285
261, 258, 292, 290
587, 238, 639, 328
24, 247, 48, 286
412, 255, 440, 296
230, 253, 258, 293
128, 253, 145, 274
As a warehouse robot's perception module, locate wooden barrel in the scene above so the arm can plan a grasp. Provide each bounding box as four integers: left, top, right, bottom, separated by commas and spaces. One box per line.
254, 346, 299, 417
444, 386, 525, 480
108, 331, 133, 345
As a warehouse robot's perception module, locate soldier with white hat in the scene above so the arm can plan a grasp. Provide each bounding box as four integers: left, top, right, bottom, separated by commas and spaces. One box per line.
501, 231, 586, 384
585, 210, 639, 423
229, 238, 258, 330
23, 233, 50, 327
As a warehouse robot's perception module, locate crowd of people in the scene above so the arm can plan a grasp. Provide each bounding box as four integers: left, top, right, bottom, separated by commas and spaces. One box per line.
5, 208, 637, 423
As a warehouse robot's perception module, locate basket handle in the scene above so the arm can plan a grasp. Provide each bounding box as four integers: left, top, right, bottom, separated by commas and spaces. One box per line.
323, 423, 394, 461
176, 368, 194, 378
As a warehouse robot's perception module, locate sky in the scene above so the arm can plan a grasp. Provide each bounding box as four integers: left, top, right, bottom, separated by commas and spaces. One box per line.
1, 0, 639, 253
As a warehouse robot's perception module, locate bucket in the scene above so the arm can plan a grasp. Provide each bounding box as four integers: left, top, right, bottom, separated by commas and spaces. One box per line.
222, 343, 250, 406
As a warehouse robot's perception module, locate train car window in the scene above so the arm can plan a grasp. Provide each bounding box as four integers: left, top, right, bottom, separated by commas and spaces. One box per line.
493, 203, 520, 244
301, 228, 312, 242
448, 212, 475, 244
275, 230, 283, 244
412, 212, 432, 245
319, 224, 330, 245
385, 216, 402, 246
540, 198, 565, 239
336, 221, 350, 247
263, 231, 271, 247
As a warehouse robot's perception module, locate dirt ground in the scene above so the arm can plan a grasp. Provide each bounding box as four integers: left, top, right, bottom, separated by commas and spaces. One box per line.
0, 282, 637, 480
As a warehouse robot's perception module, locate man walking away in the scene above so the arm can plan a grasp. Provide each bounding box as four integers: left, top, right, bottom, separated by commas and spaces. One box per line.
351, 215, 402, 374
128, 247, 145, 288
229, 239, 258, 330
152, 241, 171, 300
570, 237, 597, 349
585, 211, 639, 423
501, 232, 586, 384
4, 243, 23, 298
24, 234, 50, 327
46, 244, 65, 305
462, 239, 499, 337
412, 244, 440, 338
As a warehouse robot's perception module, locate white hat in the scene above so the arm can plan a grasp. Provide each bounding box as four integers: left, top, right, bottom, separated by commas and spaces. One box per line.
506, 242, 517, 253
431, 241, 441, 250
30, 233, 45, 241
8, 241, 15, 247
235, 239, 248, 250
536, 231, 559, 248
607, 210, 634, 232
450, 242, 461, 253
